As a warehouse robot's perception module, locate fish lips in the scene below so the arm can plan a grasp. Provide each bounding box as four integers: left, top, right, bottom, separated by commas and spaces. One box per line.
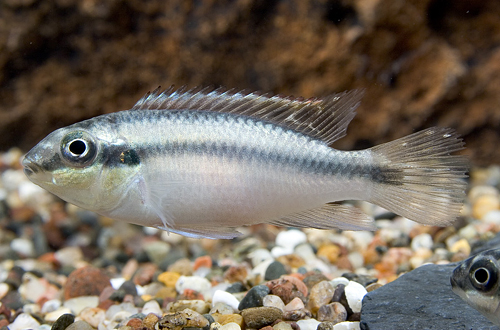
22, 155, 52, 183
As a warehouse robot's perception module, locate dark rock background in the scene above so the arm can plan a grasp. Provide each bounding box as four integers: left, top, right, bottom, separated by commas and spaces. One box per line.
1, 0, 499, 165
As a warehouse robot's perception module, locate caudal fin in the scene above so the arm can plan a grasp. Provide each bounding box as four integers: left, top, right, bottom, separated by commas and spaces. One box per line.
369, 127, 468, 226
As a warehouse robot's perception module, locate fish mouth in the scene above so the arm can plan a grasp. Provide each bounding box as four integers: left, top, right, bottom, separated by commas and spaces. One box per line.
22, 155, 51, 183
450, 275, 458, 290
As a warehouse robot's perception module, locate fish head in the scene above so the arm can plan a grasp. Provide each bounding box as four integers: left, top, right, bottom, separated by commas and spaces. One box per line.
22, 121, 140, 213
451, 249, 500, 325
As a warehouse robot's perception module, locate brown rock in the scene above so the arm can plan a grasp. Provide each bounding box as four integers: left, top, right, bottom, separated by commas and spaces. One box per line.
126, 318, 143, 330
241, 307, 283, 329
133, 263, 158, 286
223, 265, 248, 283
167, 259, 193, 276
158, 313, 187, 330
142, 313, 160, 330
307, 281, 335, 314
317, 302, 347, 323
63, 267, 111, 300
302, 273, 329, 291
266, 276, 308, 304
282, 309, 312, 321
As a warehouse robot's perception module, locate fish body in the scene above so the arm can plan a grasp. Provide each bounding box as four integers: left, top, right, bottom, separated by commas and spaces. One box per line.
451, 249, 500, 326
22, 87, 468, 238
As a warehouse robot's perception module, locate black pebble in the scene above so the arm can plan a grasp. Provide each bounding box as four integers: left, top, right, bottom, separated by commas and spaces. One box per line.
226, 282, 246, 293
202, 314, 215, 330
109, 289, 126, 302
119, 280, 138, 296
51, 313, 75, 330
238, 284, 270, 310
341, 273, 377, 287
331, 284, 345, 303
264, 261, 287, 280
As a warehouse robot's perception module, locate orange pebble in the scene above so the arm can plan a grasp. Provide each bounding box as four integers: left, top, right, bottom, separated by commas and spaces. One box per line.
288, 273, 306, 281
193, 255, 213, 270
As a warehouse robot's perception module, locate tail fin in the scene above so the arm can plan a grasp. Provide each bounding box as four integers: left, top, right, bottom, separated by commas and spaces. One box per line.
369, 127, 468, 226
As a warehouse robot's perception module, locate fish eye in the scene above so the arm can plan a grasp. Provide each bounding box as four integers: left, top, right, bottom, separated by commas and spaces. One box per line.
61, 131, 98, 167
473, 268, 489, 285
470, 260, 498, 292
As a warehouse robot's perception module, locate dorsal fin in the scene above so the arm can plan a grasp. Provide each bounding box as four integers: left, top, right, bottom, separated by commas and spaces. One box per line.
131, 86, 364, 144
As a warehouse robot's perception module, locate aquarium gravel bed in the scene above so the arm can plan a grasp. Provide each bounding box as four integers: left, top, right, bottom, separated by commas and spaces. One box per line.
0, 148, 498, 330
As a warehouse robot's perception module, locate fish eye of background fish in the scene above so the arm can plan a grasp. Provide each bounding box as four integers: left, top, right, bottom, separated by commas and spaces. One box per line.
22, 86, 468, 239
469, 258, 499, 293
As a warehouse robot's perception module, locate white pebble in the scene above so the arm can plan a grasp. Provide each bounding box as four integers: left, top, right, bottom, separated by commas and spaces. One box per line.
347, 252, 364, 269
263, 294, 285, 312
11, 238, 34, 257
212, 290, 240, 311
206, 283, 231, 301
220, 322, 241, 330
294, 243, 316, 260
284, 297, 305, 311
143, 241, 171, 264
110, 277, 126, 290
276, 230, 307, 249
64, 296, 99, 315
270, 246, 294, 258
79, 307, 106, 328
22, 303, 40, 315
333, 321, 361, 330
175, 275, 211, 295
469, 185, 499, 201
194, 266, 211, 278
345, 281, 367, 313
45, 307, 73, 322
110, 310, 133, 323
105, 302, 139, 320
54, 246, 84, 267
306, 258, 332, 274
7, 313, 40, 330
249, 248, 273, 266
331, 277, 350, 288
296, 318, 321, 330
142, 299, 162, 316
42, 299, 62, 313
18, 181, 45, 203
458, 224, 478, 240
0, 282, 9, 299
2, 169, 27, 191
411, 233, 433, 251
0, 188, 7, 201
483, 210, 500, 225
343, 231, 374, 252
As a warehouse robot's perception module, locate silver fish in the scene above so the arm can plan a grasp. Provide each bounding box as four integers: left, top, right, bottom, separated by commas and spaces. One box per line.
22, 87, 468, 239
451, 249, 500, 326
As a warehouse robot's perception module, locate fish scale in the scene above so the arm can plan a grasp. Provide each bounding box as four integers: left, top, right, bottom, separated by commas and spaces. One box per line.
22, 86, 468, 239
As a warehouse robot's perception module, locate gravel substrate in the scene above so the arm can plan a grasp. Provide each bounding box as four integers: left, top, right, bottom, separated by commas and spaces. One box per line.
0, 148, 498, 330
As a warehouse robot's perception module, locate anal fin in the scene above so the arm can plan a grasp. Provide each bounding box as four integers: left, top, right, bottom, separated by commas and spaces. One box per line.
161, 226, 243, 239
270, 203, 376, 231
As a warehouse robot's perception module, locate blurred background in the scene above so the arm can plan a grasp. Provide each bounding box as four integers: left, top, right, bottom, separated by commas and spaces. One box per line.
1, 0, 499, 165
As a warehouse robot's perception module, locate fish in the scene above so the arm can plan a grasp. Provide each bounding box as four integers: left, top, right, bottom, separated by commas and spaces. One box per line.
22, 86, 468, 239
451, 249, 500, 326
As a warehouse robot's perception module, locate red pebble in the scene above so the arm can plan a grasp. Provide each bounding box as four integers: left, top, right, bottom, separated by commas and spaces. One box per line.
193, 255, 212, 270
63, 266, 112, 300
127, 318, 143, 329
181, 289, 204, 300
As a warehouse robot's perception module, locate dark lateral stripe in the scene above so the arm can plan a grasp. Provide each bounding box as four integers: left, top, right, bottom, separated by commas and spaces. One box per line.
103, 139, 403, 185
